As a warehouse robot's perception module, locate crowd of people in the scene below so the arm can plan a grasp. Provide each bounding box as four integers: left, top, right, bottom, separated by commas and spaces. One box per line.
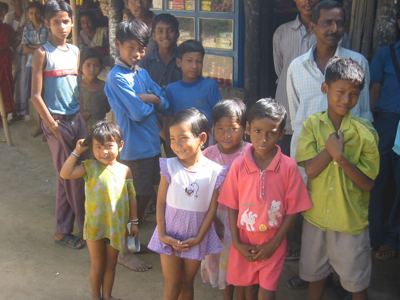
1, 0, 400, 299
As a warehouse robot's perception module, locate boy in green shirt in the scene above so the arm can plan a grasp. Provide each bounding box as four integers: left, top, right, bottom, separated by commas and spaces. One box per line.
296, 57, 380, 300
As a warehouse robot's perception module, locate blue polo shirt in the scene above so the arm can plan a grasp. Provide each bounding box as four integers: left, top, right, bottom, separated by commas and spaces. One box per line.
370, 41, 400, 113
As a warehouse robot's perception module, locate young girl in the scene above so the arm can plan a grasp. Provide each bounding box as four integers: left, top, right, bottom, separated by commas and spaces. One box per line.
148, 108, 223, 300
78, 12, 109, 55
79, 48, 110, 132
60, 121, 139, 300
218, 99, 312, 300
200, 99, 250, 299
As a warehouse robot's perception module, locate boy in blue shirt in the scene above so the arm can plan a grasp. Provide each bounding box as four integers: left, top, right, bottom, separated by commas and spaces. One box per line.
104, 20, 169, 271
166, 39, 221, 126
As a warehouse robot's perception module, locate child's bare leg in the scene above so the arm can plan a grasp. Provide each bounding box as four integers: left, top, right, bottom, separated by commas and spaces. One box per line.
223, 285, 234, 300
235, 285, 258, 300
309, 279, 326, 300
352, 289, 368, 300
102, 244, 119, 300
258, 287, 275, 300
160, 254, 183, 300
178, 259, 201, 300
87, 240, 106, 300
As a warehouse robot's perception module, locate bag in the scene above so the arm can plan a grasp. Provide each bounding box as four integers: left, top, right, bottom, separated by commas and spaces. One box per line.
393, 120, 400, 155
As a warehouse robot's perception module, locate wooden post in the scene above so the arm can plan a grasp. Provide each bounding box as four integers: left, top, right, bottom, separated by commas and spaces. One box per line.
0, 91, 13, 146
71, 0, 79, 46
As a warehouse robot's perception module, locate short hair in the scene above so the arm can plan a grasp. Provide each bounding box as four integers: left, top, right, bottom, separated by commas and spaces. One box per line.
247, 98, 287, 132
212, 99, 247, 127
44, 0, 73, 21
311, 0, 344, 24
177, 40, 205, 58
27, 2, 44, 14
89, 120, 123, 146
79, 11, 97, 28
0, 2, 9, 13
79, 48, 103, 70
152, 13, 179, 35
169, 108, 208, 137
324, 57, 365, 90
116, 20, 150, 47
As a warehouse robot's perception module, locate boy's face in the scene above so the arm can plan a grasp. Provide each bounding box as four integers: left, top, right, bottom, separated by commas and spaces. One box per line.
46, 11, 72, 41
322, 79, 360, 118
28, 7, 41, 25
177, 52, 203, 82
116, 39, 146, 67
246, 117, 283, 160
153, 21, 178, 50
312, 7, 345, 48
295, 0, 319, 18
81, 57, 101, 81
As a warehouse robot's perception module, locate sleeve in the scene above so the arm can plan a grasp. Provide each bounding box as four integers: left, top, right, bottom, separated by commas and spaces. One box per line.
286, 62, 300, 127
218, 161, 239, 210
357, 59, 373, 121
164, 84, 174, 116
370, 47, 386, 83
285, 162, 313, 214
105, 73, 155, 122
159, 158, 171, 183
357, 128, 380, 180
144, 70, 170, 112
82, 159, 92, 181
295, 117, 319, 165
21, 25, 29, 45
126, 179, 137, 200
273, 27, 283, 77
207, 79, 221, 109
215, 166, 228, 190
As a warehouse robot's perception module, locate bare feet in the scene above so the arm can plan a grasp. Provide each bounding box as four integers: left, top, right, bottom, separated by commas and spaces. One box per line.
118, 253, 152, 272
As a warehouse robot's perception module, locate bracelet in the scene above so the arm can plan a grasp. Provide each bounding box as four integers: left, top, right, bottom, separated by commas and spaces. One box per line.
71, 151, 80, 158
129, 218, 139, 225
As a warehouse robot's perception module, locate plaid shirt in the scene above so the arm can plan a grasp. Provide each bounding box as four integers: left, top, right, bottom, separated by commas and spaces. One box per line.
21, 22, 48, 66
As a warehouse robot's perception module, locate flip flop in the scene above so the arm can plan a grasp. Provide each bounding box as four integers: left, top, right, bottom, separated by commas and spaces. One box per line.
54, 234, 86, 249
286, 275, 308, 289
375, 245, 397, 261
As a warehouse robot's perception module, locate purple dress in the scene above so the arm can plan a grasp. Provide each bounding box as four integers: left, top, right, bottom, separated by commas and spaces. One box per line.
148, 157, 224, 260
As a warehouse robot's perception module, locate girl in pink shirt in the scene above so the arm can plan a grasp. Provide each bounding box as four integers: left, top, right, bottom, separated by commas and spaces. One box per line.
219, 99, 312, 299
200, 99, 250, 299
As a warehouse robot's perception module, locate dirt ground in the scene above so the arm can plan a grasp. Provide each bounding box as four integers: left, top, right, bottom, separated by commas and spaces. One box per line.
0, 120, 399, 300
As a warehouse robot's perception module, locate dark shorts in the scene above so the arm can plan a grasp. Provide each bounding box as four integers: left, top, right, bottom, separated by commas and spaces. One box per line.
122, 156, 160, 197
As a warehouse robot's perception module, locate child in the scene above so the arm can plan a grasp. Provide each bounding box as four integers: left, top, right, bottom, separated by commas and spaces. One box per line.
148, 108, 223, 300
79, 48, 110, 131
0, 2, 14, 120
78, 11, 109, 56
166, 39, 221, 127
16, 1, 48, 121
104, 20, 169, 272
296, 58, 380, 300
139, 13, 181, 88
218, 99, 312, 300
60, 121, 139, 300
200, 99, 250, 299
31, 0, 86, 249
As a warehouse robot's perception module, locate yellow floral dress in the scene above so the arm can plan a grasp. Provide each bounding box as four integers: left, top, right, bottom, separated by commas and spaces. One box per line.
82, 160, 135, 251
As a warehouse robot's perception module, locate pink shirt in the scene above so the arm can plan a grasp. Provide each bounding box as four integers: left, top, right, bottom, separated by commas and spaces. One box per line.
219, 145, 312, 236
203, 142, 251, 167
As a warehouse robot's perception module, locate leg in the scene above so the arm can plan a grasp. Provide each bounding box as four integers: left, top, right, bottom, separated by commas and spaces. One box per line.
223, 285, 234, 300
87, 240, 107, 300
243, 285, 258, 300
160, 254, 183, 300
102, 243, 120, 300
178, 259, 201, 300
352, 289, 368, 300
257, 287, 275, 300
308, 278, 326, 300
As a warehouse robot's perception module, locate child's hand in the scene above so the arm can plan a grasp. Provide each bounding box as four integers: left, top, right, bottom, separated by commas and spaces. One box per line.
252, 241, 278, 261
74, 139, 89, 155
159, 234, 186, 251
139, 94, 160, 105
180, 237, 200, 250
234, 242, 258, 262
129, 223, 139, 237
325, 131, 344, 161
48, 121, 61, 140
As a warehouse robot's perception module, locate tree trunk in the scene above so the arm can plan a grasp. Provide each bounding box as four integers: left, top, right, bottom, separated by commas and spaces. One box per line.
108, 0, 123, 61
373, 0, 398, 51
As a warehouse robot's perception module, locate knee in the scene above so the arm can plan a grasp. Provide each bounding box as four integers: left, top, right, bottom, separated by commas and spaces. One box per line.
180, 278, 194, 291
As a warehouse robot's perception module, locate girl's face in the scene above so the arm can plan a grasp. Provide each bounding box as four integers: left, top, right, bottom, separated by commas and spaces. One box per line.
80, 15, 93, 33
127, 0, 152, 19
92, 137, 122, 166
81, 57, 101, 80
47, 11, 72, 42
213, 116, 243, 154
28, 7, 42, 25
169, 121, 206, 163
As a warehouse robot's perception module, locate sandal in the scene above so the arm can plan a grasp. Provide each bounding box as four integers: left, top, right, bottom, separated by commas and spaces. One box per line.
54, 234, 86, 249
286, 246, 300, 261
286, 275, 308, 289
375, 245, 397, 261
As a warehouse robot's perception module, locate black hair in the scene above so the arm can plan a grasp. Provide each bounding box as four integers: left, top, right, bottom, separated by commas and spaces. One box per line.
152, 13, 179, 35
89, 120, 123, 146
79, 48, 103, 70
212, 98, 247, 128
177, 39, 205, 58
311, 0, 344, 24
0, 2, 9, 13
44, 0, 73, 21
79, 11, 97, 28
169, 108, 208, 137
116, 20, 150, 46
324, 57, 365, 90
27, 2, 44, 14
247, 98, 287, 132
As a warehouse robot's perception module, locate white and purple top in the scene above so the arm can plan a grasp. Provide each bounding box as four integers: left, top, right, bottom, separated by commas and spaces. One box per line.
148, 156, 224, 260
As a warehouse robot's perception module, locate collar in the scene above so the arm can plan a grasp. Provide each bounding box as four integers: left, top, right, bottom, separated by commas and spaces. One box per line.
115, 58, 140, 72
243, 145, 282, 174
305, 44, 343, 64
290, 15, 304, 31
320, 111, 352, 132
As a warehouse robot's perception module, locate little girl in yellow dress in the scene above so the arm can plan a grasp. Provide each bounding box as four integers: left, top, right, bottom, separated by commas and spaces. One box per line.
61, 120, 138, 300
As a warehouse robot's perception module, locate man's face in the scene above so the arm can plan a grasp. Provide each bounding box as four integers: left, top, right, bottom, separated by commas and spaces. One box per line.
294, 0, 319, 18
312, 7, 345, 47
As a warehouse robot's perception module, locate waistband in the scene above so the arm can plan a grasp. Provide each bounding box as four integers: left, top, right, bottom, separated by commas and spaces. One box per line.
51, 113, 80, 121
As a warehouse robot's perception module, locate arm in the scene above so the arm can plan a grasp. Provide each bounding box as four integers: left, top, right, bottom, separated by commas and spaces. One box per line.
22, 44, 40, 55
31, 47, 61, 139
286, 63, 300, 128
272, 28, 283, 77
207, 79, 222, 109
303, 148, 332, 179
60, 139, 88, 179
370, 82, 381, 110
